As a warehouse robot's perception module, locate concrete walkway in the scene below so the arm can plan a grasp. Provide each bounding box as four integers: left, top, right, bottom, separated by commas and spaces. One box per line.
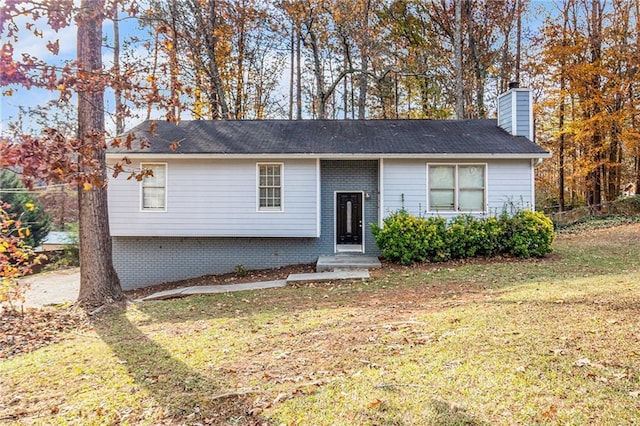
20, 268, 80, 308
141, 280, 288, 301
142, 269, 370, 302
18, 266, 374, 306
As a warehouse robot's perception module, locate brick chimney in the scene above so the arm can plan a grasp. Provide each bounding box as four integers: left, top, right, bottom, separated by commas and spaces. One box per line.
497, 82, 534, 141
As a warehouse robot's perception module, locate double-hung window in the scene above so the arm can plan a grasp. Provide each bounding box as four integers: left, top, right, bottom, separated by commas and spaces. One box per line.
428, 164, 486, 212
141, 163, 167, 211
258, 163, 282, 211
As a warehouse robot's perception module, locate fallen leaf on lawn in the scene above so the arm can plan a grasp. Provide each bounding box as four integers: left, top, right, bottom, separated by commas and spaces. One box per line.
369, 399, 383, 409
542, 405, 557, 419
630, 390, 640, 398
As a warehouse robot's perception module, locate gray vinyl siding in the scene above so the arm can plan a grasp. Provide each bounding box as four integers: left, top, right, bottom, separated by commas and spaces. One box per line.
108, 158, 318, 237
382, 159, 533, 219
515, 90, 531, 138
498, 89, 532, 140
498, 94, 513, 133
382, 160, 427, 216
487, 159, 534, 212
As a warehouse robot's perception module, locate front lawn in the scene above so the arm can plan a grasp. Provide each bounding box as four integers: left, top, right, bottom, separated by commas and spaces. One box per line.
1, 223, 640, 425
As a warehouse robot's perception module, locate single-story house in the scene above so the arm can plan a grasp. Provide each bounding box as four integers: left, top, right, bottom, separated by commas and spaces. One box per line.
107, 87, 550, 290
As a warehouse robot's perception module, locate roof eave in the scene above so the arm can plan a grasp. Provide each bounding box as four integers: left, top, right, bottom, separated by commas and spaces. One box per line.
106, 152, 552, 160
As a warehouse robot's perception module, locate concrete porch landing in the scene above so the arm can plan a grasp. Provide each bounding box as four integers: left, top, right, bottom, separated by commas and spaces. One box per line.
316, 255, 381, 272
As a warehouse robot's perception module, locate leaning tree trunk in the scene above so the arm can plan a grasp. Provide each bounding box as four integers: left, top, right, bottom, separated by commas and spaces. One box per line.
77, 0, 124, 306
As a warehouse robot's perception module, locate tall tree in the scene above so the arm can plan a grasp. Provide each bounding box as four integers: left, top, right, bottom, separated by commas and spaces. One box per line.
454, 0, 464, 118
1, 0, 126, 306
111, 0, 124, 134
76, 0, 123, 304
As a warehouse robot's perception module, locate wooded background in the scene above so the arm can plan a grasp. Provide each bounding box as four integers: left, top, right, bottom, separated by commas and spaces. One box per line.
5, 0, 640, 212
113, 0, 640, 211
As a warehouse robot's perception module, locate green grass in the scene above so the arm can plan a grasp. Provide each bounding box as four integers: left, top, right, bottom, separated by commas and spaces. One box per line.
1, 223, 640, 425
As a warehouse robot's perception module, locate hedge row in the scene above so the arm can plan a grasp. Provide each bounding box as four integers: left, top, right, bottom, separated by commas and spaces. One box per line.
371, 210, 554, 265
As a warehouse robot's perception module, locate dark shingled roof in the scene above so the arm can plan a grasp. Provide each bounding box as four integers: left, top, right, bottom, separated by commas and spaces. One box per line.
109, 119, 549, 157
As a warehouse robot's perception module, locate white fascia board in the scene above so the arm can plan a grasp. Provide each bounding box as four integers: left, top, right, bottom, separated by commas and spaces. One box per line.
107, 152, 552, 160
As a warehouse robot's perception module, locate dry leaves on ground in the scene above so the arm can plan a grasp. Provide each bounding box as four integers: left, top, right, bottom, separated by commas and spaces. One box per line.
0, 307, 90, 360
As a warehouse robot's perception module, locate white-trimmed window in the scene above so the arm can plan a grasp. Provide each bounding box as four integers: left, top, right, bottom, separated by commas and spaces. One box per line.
257, 163, 283, 211
141, 163, 167, 211
428, 164, 486, 212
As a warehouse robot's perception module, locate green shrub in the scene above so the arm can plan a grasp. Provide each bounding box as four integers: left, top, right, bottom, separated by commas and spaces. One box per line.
446, 215, 488, 259
505, 210, 555, 258
234, 263, 248, 277
372, 209, 555, 264
371, 211, 448, 265
480, 215, 508, 256
421, 216, 449, 262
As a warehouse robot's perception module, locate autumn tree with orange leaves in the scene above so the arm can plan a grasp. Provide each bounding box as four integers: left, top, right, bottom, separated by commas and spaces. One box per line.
1, 0, 129, 306
534, 0, 640, 210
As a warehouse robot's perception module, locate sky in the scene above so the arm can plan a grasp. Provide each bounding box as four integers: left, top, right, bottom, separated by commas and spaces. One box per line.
0, 9, 146, 136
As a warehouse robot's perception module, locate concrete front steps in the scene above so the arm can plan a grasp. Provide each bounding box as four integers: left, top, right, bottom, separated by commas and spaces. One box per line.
315, 255, 381, 272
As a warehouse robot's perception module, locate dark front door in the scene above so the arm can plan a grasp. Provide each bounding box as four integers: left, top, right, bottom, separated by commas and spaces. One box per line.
336, 192, 362, 245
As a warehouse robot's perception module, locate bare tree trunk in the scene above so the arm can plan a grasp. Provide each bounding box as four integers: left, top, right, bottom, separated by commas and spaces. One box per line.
296, 22, 302, 120
167, 1, 181, 122
559, 94, 566, 212
358, 53, 368, 119
187, 0, 230, 119
112, 0, 123, 134
454, 0, 464, 119
633, 85, 640, 195
308, 28, 327, 119
515, 0, 522, 82
394, 72, 399, 119
235, 0, 246, 120
558, 2, 568, 212
343, 55, 348, 119
77, 0, 124, 307
146, 31, 159, 121
357, 0, 371, 119
208, 0, 230, 119
289, 22, 294, 120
